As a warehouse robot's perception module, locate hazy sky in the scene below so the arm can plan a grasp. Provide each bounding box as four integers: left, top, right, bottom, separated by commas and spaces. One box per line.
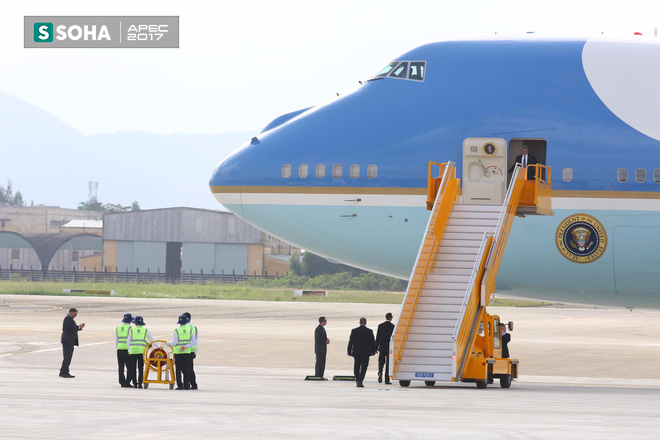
1, 1, 659, 135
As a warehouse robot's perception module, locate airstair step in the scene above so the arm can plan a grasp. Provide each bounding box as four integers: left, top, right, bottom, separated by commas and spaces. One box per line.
404, 303, 463, 316
445, 225, 496, 235
412, 311, 460, 320
401, 349, 453, 359
454, 203, 502, 212
443, 232, 490, 241
430, 267, 472, 276
437, 246, 480, 255
450, 214, 500, 222
415, 300, 462, 312
434, 256, 477, 265
407, 325, 455, 335
447, 218, 499, 227
426, 273, 471, 283
419, 289, 466, 299
422, 281, 469, 291
411, 318, 458, 328
405, 333, 454, 343
432, 259, 475, 268
441, 239, 482, 248
450, 207, 500, 216
403, 341, 454, 351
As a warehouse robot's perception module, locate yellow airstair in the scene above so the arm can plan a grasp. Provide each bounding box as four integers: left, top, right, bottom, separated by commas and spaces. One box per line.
390, 161, 551, 388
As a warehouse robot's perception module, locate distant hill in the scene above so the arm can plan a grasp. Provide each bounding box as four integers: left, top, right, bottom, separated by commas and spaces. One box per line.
0, 93, 254, 210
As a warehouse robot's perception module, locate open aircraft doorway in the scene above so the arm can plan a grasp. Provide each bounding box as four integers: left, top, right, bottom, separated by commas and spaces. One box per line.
507, 138, 548, 184
462, 137, 507, 205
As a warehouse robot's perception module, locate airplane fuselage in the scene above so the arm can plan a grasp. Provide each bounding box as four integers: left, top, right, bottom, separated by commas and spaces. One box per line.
210, 37, 660, 308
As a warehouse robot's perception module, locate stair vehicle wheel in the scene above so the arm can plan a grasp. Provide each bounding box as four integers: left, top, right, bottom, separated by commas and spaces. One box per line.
143, 383, 149, 389
476, 380, 488, 389
424, 381, 436, 387
169, 383, 175, 390
399, 380, 411, 387
500, 375, 512, 388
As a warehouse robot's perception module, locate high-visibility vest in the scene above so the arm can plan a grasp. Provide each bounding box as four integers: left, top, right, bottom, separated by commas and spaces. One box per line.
175, 324, 192, 354
128, 326, 149, 355
116, 324, 131, 350
189, 324, 198, 353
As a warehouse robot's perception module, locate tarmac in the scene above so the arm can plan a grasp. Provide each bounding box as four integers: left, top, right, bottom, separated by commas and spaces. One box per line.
1, 294, 660, 439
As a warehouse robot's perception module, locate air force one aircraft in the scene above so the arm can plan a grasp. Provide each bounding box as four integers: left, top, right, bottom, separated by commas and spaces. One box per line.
210, 36, 660, 309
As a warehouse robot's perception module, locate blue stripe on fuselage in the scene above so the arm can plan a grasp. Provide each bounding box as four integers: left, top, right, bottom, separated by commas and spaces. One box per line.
212, 39, 660, 194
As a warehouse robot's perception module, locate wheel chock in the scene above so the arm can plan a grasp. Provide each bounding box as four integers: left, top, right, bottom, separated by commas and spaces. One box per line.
332, 375, 356, 381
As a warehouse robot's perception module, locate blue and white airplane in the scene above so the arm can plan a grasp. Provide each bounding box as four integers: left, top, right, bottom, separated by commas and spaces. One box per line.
210, 36, 660, 309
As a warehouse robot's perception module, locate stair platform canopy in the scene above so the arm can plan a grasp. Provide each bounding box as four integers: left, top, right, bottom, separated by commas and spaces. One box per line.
389, 161, 551, 388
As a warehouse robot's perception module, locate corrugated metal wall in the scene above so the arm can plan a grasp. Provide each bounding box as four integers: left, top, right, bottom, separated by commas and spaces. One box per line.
181, 243, 248, 274
104, 208, 261, 244
117, 241, 166, 272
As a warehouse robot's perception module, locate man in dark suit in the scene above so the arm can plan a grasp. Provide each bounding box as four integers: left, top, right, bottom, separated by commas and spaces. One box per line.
376, 312, 395, 384
314, 316, 329, 378
60, 307, 84, 378
499, 323, 511, 359
347, 317, 376, 387
508, 145, 538, 180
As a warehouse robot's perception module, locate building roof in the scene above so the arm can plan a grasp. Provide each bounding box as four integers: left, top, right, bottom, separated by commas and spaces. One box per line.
102, 207, 261, 244
63, 220, 104, 229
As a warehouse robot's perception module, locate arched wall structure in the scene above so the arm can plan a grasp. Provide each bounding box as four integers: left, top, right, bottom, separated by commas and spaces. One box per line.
0, 231, 102, 275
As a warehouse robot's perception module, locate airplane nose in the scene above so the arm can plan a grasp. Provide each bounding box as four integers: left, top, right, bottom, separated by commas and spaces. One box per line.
209, 143, 245, 218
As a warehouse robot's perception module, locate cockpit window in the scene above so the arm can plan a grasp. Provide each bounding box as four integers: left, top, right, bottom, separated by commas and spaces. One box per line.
374, 62, 399, 77
409, 61, 425, 81
389, 62, 408, 78
370, 60, 426, 82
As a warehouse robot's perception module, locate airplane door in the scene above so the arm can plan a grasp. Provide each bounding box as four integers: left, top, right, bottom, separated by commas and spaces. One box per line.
462, 138, 507, 205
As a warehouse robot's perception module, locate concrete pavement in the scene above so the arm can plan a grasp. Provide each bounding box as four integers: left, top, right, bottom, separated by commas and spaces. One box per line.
1, 295, 659, 439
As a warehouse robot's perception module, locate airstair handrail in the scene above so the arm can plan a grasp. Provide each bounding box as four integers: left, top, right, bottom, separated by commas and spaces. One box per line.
392, 161, 458, 373
481, 164, 526, 302
493, 164, 522, 245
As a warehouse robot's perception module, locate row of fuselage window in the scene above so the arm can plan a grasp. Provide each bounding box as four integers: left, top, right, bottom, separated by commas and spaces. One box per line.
562, 167, 660, 183
282, 164, 377, 179
283, 165, 656, 183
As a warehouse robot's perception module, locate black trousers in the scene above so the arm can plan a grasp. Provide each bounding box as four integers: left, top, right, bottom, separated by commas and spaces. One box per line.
128, 353, 144, 386
188, 352, 197, 388
174, 353, 192, 389
353, 355, 370, 383
117, 349, 130, 385
315, 352, 326, 377
60, 343, 75, 375
378, 350, 390, 380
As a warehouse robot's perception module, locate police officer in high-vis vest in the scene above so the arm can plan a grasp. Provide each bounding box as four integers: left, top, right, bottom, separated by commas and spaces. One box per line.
115, 313, 133, 388
127, 315, 154, 388
183, 312, 198, 390
167, 315, 197, 390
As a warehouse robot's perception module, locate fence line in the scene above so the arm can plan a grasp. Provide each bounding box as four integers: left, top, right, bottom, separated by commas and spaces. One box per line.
0, 266, 285, 284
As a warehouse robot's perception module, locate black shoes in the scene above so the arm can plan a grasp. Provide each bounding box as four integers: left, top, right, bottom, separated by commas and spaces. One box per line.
378, 374, 382, 383
356, 381, 364, 387
59, 373, 75, 378
385, 381, 391, 385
